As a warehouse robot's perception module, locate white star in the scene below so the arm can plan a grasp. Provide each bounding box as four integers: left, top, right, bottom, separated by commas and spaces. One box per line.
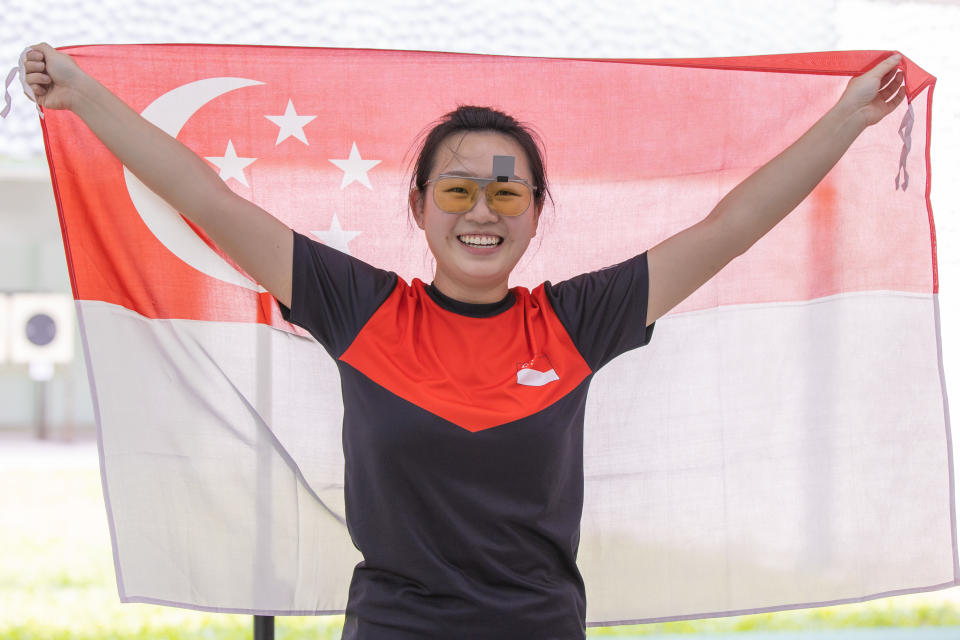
205, 140, 256, 187
310, 214, 361, 255
329, 142, 381, 190
264, 99, 316, 145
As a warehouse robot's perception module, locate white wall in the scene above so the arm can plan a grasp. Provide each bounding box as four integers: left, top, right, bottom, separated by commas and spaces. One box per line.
1, 0, 957, 434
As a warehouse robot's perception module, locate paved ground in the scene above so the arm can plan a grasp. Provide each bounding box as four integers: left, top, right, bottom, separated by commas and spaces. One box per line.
0, 428, 99, 470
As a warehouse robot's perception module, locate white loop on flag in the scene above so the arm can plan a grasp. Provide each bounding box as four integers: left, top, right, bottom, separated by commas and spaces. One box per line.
895, 102, 914, 191
1, 66, 17, 118
1, 46, 44, 120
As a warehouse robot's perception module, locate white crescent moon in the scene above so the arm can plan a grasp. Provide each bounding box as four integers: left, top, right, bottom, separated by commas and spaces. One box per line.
122, 77, 266, 291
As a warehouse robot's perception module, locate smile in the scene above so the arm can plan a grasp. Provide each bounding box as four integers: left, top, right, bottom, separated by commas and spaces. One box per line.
457, 234, 503, 247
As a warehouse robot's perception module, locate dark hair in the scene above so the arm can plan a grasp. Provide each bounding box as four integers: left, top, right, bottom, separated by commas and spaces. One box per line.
409, 106, 551, 213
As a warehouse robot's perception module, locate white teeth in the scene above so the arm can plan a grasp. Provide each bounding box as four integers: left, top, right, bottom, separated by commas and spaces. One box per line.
458, 234, 501, 247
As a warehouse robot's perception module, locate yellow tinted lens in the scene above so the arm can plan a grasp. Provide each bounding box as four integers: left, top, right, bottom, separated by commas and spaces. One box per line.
433, 177, 480, 213
485, 180, 531, 216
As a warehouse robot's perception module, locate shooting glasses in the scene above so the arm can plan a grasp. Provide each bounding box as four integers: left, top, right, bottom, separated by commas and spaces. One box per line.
426, 155, 536, 217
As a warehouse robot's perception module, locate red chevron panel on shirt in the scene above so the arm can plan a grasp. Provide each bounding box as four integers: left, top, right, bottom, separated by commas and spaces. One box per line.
339, 279, 592, 432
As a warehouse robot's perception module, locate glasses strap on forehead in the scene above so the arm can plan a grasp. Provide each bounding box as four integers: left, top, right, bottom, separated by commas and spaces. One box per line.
492, 155, 515, 182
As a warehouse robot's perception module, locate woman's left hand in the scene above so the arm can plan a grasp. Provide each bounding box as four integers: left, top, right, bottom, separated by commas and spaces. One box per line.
837, 53, 907, 129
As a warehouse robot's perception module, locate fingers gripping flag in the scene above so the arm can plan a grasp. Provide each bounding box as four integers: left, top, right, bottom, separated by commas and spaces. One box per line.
40, 45, 954, 624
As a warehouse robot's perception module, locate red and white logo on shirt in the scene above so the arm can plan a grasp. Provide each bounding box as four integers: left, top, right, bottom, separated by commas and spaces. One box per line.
517, 354, 559, 387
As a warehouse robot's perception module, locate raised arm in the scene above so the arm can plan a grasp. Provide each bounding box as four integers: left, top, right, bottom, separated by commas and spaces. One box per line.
645, 54, 906, 327
24, 43, 294, 307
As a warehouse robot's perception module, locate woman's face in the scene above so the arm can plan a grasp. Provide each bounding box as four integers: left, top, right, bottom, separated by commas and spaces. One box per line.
411, 131, 540, 303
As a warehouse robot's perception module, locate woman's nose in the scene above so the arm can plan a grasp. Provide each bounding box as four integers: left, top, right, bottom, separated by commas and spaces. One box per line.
463, 196, 499, 223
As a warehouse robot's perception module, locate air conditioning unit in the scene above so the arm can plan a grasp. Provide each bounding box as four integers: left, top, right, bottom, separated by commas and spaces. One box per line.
9, 293, 75, 366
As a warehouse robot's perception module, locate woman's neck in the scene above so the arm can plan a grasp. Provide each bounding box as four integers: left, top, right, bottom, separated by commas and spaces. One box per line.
431, 273, 510, 304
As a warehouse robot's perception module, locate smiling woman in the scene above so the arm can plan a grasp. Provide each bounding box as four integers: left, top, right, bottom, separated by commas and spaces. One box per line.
405, 105, 552, 303
22, 41, 936, 640
411, 127, 543, 303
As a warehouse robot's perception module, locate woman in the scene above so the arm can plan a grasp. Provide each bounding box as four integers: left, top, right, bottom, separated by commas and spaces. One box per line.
24, 43, 905, 638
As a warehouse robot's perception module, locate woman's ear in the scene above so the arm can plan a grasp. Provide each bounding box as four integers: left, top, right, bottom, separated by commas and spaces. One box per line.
409, 189, 425, 229
531, 204, 542, 238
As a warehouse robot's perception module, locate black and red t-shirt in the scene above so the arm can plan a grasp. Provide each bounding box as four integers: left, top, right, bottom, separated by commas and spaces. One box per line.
280, 232, 654, 639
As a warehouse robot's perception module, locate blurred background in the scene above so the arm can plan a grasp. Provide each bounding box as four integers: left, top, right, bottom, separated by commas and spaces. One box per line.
1, 0, 959, 638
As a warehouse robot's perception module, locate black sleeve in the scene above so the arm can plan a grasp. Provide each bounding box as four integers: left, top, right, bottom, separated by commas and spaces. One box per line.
278, 231, 398, 357
543, 252, 655, 371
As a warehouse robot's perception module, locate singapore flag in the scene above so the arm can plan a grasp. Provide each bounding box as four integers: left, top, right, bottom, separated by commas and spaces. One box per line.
41, 44, 955, 625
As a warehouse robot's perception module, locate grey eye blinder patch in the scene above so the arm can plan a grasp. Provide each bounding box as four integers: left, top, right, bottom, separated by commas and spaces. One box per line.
492, 155, 515, 182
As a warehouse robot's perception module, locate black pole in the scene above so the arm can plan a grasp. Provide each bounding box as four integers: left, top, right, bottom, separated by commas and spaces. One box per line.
253, 326, 276, 640
253, 615, 274, 640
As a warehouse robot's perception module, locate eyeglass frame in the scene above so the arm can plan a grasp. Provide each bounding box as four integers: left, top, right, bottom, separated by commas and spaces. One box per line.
424, 173, 539, 216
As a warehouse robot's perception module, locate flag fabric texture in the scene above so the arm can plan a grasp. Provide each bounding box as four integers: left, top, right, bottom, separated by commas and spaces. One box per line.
41, 44, 954, 625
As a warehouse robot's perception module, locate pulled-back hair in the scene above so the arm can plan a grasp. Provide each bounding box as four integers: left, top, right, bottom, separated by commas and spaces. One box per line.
409, 106, 551, 212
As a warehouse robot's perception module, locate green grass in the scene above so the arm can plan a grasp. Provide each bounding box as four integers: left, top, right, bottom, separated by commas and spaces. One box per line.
2, 467, 959, 639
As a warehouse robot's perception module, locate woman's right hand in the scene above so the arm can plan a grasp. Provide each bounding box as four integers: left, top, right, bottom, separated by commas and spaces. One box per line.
23, 43, 88, 111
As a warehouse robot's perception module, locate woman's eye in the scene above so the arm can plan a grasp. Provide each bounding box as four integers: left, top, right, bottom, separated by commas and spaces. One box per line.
445, 187, 469, 194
